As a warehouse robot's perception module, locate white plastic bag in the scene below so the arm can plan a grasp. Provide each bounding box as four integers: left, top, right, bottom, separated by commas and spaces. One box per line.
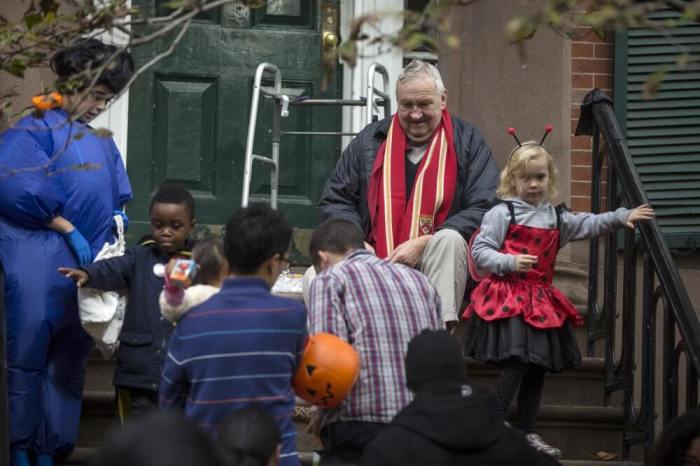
78, 215, 127, 359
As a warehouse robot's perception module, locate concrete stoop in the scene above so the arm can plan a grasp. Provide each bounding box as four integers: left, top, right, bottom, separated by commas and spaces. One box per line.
560, 462, 642, 466
60, 390, 321, 465
465, 357, 615, 406
60, 352, 638, 465
466, 356, 630, 461
533, 405, 624, 461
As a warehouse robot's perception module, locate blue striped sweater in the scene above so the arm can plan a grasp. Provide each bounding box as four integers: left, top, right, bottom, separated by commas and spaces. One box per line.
160, 277, 307, 466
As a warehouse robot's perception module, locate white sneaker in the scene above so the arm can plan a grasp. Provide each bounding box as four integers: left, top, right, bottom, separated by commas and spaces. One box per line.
525, 433, 562, 459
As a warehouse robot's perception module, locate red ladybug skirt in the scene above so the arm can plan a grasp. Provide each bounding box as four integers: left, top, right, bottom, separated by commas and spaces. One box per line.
463, 218, 582, 371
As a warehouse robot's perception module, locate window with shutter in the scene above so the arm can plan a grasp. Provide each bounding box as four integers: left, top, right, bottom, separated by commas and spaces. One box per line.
613, 10, 700, 249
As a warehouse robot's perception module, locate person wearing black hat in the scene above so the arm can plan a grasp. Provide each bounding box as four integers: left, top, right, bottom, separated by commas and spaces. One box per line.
361, 330, 561, 466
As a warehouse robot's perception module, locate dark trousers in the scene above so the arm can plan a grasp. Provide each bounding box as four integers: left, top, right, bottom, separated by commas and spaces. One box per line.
494, 360, 546, 433
116, 387, 159, 424
319, 421, 386, 465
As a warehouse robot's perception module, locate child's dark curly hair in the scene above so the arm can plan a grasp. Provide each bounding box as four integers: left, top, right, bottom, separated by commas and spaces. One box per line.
651, 408, 700, 466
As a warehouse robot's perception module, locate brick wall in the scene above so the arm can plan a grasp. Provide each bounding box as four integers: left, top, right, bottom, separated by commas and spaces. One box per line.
570, 28, 614, 212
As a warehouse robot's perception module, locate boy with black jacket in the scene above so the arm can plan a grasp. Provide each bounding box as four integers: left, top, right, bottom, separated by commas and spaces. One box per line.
60, 185, 196, 421
361, 330, 561, 466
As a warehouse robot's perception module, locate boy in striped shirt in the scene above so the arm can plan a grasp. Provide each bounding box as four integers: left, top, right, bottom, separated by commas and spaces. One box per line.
160, 205, 307, 466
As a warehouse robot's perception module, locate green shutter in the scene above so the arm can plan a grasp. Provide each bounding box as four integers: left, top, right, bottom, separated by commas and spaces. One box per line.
613, 11, 700, 249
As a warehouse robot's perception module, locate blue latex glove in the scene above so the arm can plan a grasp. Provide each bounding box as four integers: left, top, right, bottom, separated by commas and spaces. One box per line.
113, 209, 129, 232
64, 229, 92, 266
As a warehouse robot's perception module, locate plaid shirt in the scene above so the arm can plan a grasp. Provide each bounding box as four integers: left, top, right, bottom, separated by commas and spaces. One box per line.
308, 249, 443, 426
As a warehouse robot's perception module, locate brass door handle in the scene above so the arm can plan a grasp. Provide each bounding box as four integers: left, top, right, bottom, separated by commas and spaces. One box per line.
323, 32, 338, 51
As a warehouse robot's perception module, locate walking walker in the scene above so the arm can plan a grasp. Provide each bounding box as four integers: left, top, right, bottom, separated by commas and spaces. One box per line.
241, 62, 391, 208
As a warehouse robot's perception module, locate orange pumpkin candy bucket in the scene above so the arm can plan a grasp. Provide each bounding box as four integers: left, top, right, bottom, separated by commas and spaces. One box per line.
293, 333, 360, 408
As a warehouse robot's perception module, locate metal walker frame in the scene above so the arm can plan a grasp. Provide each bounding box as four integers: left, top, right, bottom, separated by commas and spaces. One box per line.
241, 62, 391, 208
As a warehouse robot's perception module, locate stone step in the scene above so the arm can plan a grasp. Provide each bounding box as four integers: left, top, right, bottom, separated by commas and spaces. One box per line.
76, 391, 321, 454
58, 447, 318, 465
76, 395, 624, 461
84, 352, 116, 393
534, 404, 624, 461
83, 356, 615, 407
77, 356, 625, 461
560, 462, 641, 466
60, 448, 642, 466
466, 356, 621, 407
72, 391, 636, 466
77, 391, 119, 447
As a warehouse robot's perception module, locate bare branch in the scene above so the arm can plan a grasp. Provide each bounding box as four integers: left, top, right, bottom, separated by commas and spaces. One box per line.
119, 18, 193, 94
663, 0, 695, 14
129, 0, 232, 46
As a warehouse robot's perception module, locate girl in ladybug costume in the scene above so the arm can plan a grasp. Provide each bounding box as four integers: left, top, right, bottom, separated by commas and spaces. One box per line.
462, 128, 654, 458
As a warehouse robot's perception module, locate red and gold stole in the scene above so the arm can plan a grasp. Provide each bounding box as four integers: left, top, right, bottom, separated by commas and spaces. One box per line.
367, 109, 458, 259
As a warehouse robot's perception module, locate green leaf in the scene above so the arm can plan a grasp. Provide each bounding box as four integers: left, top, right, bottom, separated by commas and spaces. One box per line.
39, 0, 59, 14
644, 68, 667, 98
682, 7, 698, 22
505, 16, 536, 43
91, 127, 113, 138
23, 13, 43, 30
591, 25, 606, 40
337, 40, 358, 68
676, 53, 690, 67
6, 59, 26, 78
402, 32, 437, 51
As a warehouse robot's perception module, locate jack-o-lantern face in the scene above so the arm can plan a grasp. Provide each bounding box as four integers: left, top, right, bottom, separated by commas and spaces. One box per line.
292, 333, 360, 408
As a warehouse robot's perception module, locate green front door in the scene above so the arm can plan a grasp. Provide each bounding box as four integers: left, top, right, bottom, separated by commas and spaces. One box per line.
127, 2, 342, 256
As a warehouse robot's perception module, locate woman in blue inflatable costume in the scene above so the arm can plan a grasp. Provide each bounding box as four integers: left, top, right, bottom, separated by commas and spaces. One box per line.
0, 39, 134, 466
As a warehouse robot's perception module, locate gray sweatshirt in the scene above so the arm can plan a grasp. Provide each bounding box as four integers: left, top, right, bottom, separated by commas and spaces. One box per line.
472, 197, 630, 277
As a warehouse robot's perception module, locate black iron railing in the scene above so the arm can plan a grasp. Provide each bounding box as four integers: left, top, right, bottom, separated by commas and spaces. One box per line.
577, 89, 700, 460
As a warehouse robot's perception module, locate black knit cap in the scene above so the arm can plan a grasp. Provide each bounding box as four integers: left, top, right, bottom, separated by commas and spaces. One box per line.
405, 329, 467, 391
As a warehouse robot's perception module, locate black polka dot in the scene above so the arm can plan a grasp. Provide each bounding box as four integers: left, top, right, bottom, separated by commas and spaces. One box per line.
543, 251, 550, 257
538, 316, 546, 323
502, 305, 510, 313
483, 295, 491, 303
521, 248, 529, 254
534, 238, 542, 245
516, 296, 523, 302
486, 309, 495, 316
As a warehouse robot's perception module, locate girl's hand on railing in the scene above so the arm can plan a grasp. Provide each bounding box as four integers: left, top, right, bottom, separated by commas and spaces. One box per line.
626, 204, 655, 229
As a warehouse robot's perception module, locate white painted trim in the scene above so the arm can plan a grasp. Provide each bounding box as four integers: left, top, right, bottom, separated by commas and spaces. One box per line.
91, 3, 131, 163
340, 0, 404, 149
91, 93, 130, 162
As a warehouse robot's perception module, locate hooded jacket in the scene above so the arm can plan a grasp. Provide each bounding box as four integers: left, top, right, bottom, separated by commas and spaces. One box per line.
82, 238, 192, 390
361, 382, 560, 466
318, 115, 499, 242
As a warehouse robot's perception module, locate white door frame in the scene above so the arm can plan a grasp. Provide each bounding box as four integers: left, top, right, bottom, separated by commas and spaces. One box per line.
340, 0, 404, 148
91, 8, 131, 162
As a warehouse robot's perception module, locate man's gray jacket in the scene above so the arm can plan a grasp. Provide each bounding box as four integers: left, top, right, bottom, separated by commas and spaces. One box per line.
319, 114, 500, 242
